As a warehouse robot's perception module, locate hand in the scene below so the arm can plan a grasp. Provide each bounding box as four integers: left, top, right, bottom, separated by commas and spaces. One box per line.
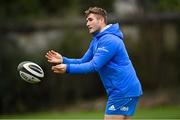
45, 50, 63, 64
51, 64, 67, 74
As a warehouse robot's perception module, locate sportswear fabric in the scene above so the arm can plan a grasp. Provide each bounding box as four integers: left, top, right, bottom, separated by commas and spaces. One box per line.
105, 97, 139, 116
63, 23, 143, 99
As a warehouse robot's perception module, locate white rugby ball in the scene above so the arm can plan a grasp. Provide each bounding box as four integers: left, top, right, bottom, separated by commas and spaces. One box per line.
17, 61, 44, 84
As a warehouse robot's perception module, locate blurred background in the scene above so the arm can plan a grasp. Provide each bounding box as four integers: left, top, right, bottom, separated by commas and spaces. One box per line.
0, 0, 180, 119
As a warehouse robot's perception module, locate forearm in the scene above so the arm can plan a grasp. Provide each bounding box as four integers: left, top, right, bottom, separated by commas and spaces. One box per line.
63, 45, 93, 64
66, 61, 97, 74
63, 57, 83, 64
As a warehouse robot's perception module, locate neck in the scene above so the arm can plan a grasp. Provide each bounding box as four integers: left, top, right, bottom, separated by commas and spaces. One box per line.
100, 24, 107, 31
100, 24, 113, 33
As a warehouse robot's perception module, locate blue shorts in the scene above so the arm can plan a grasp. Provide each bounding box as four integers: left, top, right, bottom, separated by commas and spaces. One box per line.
105, 97, 139, 116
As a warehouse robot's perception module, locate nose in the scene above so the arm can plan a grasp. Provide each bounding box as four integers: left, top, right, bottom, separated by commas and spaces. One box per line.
86, 21, 90, 27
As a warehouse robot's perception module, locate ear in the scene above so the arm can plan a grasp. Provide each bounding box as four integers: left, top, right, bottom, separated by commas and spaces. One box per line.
99, 16, 105, 23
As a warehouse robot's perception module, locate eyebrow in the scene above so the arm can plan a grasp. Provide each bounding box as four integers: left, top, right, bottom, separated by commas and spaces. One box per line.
86, 17, 92, 21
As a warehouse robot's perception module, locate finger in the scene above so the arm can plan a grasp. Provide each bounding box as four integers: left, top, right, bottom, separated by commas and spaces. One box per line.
46, 52, 52, 57
48, 59, 54, 63
48, 51, 58, 58
52, 65, 64, 71
45, 54, 54, 60
51, 50, 57, 55
51, 66, 56, 70
52, 67, 61, 72
53, 70, 61, 74
47, 51, 54, 56
52, 65, 60, 70
51, 50, 60, 57
45, 54, 51, 59
46, 52, 55, 59
53, 69, 64, 74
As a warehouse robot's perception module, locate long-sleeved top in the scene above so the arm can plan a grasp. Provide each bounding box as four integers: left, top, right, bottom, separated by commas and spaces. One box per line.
63, 23, 143, 100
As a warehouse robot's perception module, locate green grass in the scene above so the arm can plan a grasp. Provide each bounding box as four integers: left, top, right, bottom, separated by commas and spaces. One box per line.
134, 106, 180, 119
0, 106, 180, 119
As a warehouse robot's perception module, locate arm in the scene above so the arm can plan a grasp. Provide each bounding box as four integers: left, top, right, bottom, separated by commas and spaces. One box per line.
63, 45, 93, 64
66, 35, 120, 74
46, 41, 93, 65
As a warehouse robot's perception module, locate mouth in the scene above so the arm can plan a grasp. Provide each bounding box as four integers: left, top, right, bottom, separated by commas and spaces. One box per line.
88, 27, 92, 30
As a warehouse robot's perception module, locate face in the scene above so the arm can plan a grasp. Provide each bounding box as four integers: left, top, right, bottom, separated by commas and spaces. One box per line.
86, 13, 102, 34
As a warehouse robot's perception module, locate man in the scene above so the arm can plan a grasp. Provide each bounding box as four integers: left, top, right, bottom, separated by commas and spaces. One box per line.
45, 7, 143, 120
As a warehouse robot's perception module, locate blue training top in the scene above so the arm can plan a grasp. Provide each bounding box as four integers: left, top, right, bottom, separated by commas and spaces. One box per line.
63, 23, 143, 100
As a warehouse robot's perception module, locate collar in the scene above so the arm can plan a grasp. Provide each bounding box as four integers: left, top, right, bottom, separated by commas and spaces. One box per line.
100, 24, 112, 33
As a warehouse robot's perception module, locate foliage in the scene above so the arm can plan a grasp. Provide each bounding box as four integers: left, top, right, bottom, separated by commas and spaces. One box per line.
0, 0, 114, 21
139, 0, 180, 12
155, 0, 180, 12
0, 0, 180, 114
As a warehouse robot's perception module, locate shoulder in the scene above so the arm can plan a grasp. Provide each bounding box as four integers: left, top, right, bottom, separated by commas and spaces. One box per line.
99, 34, 122, 45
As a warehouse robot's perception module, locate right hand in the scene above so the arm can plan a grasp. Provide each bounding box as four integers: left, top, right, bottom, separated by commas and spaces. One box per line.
45, 50, 63, 64
51, 64, 67, 74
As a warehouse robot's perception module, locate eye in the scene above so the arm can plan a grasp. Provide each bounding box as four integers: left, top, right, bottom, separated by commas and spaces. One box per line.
87, 18, 93, 22
89, 18, 92, 21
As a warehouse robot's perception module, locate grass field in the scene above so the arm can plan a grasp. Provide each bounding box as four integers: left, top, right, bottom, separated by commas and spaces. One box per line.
0, 106, 180, 119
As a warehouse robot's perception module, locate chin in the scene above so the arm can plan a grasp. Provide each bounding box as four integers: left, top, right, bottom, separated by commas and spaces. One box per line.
90, 30, 98, 34
89, 31, 94, 34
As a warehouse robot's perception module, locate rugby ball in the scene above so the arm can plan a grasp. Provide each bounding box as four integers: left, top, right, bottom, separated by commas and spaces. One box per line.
17, 61, 44, 84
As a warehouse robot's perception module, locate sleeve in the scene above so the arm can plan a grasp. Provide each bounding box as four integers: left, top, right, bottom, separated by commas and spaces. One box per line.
63, 41, 93, 64
66, 34, 121, 74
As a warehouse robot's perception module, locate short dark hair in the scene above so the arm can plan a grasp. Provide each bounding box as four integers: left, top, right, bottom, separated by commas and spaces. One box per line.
85, 7, 107, 24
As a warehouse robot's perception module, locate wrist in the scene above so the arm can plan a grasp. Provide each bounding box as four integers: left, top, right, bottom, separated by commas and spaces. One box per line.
66, 64, 70, 73
59, 58, 63, 64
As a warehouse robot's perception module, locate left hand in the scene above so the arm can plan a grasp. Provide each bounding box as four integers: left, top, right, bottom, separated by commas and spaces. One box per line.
45, 50, 63, 64
51, 64, 67, 74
